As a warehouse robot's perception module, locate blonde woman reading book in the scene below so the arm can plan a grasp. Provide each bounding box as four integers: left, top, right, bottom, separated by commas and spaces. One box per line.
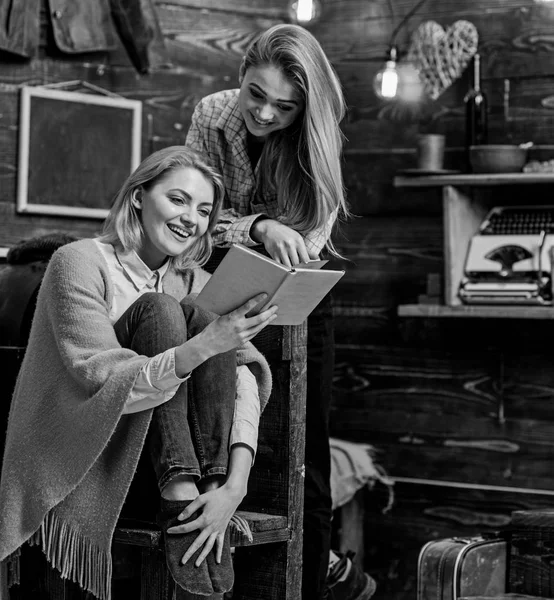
0, 146, 276, 599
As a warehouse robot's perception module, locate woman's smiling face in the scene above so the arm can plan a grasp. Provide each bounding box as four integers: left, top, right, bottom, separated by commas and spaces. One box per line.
132, 166, 214, 270
238, 64, 304, 139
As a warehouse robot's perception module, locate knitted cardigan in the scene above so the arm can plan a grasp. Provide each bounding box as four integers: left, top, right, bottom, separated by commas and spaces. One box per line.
0, 239, 272, 600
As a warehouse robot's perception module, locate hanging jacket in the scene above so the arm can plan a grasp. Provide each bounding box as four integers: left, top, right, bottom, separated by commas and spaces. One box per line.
0, 0, 167, 73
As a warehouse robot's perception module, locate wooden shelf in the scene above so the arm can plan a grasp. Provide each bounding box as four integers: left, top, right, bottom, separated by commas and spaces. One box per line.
395, 173, 554, 319
394, 173, 554, 188
398, 304, 554, 319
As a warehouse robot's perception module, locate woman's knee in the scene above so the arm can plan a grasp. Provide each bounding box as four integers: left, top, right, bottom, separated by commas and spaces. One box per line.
134, 293, 188, 334
138, 292, 182, 317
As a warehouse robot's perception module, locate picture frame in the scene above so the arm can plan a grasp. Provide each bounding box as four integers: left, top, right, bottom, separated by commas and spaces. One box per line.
17, 86, 142, 219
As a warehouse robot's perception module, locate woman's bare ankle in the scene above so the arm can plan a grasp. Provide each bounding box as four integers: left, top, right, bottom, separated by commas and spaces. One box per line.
161, 475, 199, 501
199, 474, 225, 494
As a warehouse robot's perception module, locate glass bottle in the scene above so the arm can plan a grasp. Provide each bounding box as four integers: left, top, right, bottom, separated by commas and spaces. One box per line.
464, 53, 488, 171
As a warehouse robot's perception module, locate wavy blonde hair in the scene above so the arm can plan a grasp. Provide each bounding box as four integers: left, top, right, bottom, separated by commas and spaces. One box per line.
240, 24, 349, 256
100, 146, 224, 271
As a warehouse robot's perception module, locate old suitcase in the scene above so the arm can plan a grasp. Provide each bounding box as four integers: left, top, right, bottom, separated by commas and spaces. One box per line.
417, 536, 507, 600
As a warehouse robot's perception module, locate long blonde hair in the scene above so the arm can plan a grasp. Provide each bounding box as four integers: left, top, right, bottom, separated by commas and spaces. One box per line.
240, 24, 349, 255
100, 146, 224, 271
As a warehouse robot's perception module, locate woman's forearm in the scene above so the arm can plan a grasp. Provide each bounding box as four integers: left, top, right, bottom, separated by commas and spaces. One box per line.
225, 444, 253, 499
173, 335, 214, 378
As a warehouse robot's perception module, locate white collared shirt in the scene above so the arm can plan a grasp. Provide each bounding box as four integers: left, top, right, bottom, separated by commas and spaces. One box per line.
94, 239, 259, 455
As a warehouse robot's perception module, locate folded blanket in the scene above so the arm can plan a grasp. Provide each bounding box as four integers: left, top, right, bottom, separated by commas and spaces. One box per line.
330, 437, 394, 512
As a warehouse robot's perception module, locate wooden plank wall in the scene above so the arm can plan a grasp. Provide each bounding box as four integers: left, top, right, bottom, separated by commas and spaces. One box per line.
2, 1, 554, 598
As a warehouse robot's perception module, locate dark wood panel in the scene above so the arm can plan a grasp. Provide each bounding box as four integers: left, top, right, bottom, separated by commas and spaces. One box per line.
154, 4, 279, 76
333, 306, 401, 347
331, 341, 554, 490
334, 215, 442, 308
334, 334, 554, 410
333, 345, 497, 400
0, 204, 101, 248
503, 352, 554, 422
153, 0, 285, 17
343, 153, 445, 215
335, 412, 554, 489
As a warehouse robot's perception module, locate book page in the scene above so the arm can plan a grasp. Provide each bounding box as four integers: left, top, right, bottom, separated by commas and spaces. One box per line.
269, 268, 344, 325
295, 259, 328, 270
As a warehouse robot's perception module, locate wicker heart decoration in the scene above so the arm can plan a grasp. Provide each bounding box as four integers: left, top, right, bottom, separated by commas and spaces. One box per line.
407, 20, 479, 100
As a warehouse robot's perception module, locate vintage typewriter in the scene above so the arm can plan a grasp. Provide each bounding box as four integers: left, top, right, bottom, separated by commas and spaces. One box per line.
459, 205, 554, 305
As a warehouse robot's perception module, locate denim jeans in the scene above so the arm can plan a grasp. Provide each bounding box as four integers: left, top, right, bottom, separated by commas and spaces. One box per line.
114, 293, 236, 519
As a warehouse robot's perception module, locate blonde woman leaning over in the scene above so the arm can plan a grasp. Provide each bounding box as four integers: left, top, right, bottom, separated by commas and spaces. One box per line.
0, 146, 277, 599
186, 24, 375, 600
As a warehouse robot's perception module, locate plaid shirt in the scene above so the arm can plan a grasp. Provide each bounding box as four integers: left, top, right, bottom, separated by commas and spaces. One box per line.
186, 89, 333, 255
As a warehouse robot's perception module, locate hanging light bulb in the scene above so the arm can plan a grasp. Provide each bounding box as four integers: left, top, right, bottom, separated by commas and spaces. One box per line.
288, 0, 322, 25
373, 0, 429, 101
373, 47, 399, 100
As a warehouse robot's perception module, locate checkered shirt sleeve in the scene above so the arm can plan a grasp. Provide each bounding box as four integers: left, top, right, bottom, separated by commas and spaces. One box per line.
186, 95, 267, 247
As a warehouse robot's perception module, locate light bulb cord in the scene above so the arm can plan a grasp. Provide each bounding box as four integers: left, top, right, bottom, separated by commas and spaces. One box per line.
374, 0, 427, 100
387, 0, 428, 48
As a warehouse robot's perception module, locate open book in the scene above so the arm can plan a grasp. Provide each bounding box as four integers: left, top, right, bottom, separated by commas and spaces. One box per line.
195, 244, 345, 325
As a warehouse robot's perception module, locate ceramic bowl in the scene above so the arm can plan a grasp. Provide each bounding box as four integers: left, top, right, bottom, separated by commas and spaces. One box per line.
469, 145, 528, 173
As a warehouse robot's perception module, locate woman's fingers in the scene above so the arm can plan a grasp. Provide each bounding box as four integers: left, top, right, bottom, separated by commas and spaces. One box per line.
297, 245, 312, 265
177, 496, 203, 522
167, 498, 206, 534
167, 514, 201, 535
288, 248, 301, 267
274, 243, 312, 268
258, 220, 311, 266
195, 532, 218, 567
233, 293, 268, 317
201, 296, 277, 355
276, 250, 292, 268
231, 296, 278, 329
215, 533, 225, 564
181, 529, 210, 564
251, 304, 278, 323
242, 306, 278, 338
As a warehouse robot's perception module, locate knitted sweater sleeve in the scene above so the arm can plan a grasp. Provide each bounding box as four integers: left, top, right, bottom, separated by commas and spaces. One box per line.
0, 241, 150, 562
42, 243, 148, 403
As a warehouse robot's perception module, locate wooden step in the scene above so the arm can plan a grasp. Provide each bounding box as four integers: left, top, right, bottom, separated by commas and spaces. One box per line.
113, 511, 289, 549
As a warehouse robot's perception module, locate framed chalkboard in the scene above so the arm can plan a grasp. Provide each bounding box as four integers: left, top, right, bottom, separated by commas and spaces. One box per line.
17, 86, 142, 219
